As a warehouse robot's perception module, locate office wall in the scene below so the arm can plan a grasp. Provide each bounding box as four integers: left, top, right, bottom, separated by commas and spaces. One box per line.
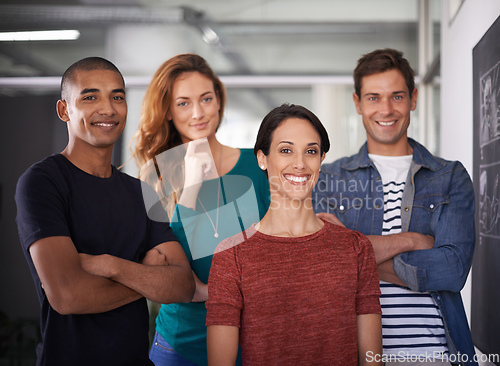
441, 0, 499, 168
0, 93, 125, 324
0, 94, 65, 321
441, 0, 500, 363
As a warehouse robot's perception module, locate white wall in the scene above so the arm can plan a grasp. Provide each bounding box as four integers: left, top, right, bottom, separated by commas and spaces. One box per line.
441, 0, 500, 169
440, 1, 500, 363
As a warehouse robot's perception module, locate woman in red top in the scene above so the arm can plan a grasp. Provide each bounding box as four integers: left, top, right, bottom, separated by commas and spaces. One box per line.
206, 103, 383, 365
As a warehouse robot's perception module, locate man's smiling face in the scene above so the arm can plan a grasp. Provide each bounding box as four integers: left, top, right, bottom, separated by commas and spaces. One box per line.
58, 68, 127, 151
353, 68, 417, 156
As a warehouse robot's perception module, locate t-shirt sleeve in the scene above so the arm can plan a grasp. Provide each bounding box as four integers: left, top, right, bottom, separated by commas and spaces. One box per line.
205, 239, 243, 327
140, 181, 178, 251
147, 216, 177, 250
354, 231, 382, 315
169, 205, 193, 262
15, 163, 70, 252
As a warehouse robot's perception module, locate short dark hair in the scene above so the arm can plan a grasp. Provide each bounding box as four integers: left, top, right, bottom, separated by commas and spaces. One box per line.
254, 103, 330, 158
353, 48, 415, 99
61, 57, 124, 101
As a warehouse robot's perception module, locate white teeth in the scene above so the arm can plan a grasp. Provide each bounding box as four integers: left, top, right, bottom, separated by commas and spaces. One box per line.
285, 175, 308, 183
378, 121, 396, 126
94, 123, 115, 127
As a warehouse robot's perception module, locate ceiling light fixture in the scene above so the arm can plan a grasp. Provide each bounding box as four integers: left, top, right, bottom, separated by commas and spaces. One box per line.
201, 26, 219, 45
0, 30, 80, 42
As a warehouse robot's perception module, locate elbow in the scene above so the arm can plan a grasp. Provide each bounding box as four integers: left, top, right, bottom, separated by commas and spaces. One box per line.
53, 304, 73, 316
447, 271, 470, 293
441, 250, 473, 292
46, 289, 80, 315
434, 277, 466, 293
48, 298, 69, 315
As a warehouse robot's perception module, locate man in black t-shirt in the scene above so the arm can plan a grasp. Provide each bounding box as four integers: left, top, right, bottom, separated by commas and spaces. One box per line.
15, 57, 195, 366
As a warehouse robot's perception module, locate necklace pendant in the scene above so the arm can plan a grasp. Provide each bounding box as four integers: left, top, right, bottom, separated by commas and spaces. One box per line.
214, 232, 219, 238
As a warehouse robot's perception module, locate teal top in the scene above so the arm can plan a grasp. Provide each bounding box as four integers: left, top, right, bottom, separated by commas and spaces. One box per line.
155, 148, 270, 366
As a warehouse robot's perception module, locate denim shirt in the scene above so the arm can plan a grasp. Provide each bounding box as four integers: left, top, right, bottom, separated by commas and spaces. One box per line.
313, 138, 477, 366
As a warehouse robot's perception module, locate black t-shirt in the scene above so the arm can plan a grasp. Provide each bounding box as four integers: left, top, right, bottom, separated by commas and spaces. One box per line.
15, 154, 176, 366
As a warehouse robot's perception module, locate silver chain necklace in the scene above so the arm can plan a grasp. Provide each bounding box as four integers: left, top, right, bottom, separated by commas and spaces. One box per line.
197, 145, 223, 238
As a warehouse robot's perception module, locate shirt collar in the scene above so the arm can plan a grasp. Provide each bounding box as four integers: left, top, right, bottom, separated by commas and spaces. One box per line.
341, 138, 444, 172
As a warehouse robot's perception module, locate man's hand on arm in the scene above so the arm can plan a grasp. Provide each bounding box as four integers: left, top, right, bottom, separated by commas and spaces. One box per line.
79, 246, 169, 276
315, 212, 345, 227
30, 236, 142, 315
367, 232, 434, 264
366, 232, 433, 287
80, 241, 195, 304
141, 247, 168, 266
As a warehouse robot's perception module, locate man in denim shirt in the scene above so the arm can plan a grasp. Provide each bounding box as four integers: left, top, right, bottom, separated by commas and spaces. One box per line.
313, 49, 477, 366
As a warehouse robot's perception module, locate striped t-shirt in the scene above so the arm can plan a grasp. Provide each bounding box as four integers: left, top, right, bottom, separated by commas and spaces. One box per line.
369, 154, 448, 359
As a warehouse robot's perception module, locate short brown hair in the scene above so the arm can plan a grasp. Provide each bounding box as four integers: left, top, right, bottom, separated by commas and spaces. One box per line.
353, 48, 415, 99
254, 103, 330, 157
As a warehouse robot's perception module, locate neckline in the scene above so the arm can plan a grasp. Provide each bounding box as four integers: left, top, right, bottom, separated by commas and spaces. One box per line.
224, 148, 242, 176
57, 153, 116, 180
252, 219, 329, 242
368, 153, 413, 160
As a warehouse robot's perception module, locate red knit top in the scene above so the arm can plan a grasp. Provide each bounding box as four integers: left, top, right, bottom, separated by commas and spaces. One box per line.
206, 221, 381, 365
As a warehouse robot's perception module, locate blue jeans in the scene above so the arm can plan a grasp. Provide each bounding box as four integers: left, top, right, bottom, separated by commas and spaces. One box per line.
149, 332, 197, 366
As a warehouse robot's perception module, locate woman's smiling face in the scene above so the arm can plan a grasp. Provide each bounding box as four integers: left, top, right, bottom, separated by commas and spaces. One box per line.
168, 71, 221, 144
258, 117, 325, 203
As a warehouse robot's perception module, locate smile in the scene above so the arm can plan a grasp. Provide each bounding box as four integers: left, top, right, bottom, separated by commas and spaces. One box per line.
92, 122, 118, 127
284, 174, 310, 183
376, 120, 396, 126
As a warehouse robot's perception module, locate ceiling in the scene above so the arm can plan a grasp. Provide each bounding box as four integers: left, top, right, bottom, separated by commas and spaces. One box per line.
0, 0, 421, 82
0, 0, 429, 167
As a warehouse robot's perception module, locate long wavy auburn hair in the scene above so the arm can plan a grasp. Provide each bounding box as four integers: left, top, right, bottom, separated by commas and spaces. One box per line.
131, 54, 227, 218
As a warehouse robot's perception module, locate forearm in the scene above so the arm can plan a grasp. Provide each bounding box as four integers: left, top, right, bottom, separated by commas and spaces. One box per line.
46, 269, 142, 315
378, 259, 406, 287
177, 184, 201, 210
357, 314, 383, 366
70, 277, 142, 314
191, 271, 208, 302
104, 255, 195, 304
207, 325, 239, 366
29, 236, 143, 315
367, 232, 434, 264
393, 244, 472, 292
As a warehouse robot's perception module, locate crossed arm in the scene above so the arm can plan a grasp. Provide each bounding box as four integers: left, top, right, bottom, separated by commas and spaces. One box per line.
29, 236, 195, 315
317, 212, 434, 287
320, 164, 475, 293
319, 211, 473, 292
366, 232, 434, 286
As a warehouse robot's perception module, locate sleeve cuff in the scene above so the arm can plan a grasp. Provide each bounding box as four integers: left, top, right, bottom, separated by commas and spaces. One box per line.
206, 303, 242, 328
393, 253, 425, 292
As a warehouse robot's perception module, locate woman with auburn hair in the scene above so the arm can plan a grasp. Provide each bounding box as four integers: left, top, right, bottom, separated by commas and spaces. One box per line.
132, 53, 269, 366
